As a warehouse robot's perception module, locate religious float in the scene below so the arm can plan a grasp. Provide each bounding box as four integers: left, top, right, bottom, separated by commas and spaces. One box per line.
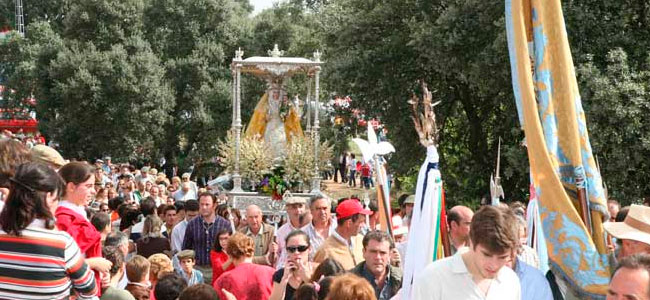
219, 45, 330, 224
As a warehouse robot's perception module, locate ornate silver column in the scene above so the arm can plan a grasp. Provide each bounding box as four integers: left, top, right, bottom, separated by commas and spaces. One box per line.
232, 49, 244, 192
231, 69, 236, 126
305, 77, 312, 135
311, 51, 322, 193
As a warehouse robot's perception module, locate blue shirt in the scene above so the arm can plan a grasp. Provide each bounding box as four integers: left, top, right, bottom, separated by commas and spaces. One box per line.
515, 258, 553, 300
178, 268, 204, 286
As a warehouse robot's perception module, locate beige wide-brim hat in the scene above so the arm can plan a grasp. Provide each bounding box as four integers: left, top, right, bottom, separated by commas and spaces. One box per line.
31, 145, 68, 168
604, 204, 650, 244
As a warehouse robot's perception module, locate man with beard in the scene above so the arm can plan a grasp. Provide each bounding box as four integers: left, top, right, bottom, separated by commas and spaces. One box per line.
448, 205, 474, 255
413, 206, 520, 300
351, 231, 402, 300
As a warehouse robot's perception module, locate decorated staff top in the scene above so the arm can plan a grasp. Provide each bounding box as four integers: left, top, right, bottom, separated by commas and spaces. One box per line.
353, 123, 395, 163
408, 82, 441, 148
232, 45, 323, 78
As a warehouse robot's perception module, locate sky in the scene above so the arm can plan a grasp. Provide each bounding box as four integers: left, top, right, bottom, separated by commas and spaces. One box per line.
249, 0, 278, 15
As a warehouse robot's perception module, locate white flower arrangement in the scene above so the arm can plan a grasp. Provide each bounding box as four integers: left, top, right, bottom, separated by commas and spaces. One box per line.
284, 135, 313, 183
218, 130, 334, 189
284, 135, 334, 183
216, 130, 236, 173
217, 130, 273, 185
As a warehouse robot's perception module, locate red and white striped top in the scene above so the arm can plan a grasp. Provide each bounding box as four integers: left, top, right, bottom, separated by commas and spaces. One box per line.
0, 219, 97, 299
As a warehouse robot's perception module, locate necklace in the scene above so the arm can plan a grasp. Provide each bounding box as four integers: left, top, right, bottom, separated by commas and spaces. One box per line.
202, 220, 215, 235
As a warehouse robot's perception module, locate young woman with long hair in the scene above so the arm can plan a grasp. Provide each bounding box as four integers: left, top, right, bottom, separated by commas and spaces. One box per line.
0, 162, 97, 299
210, 228, 234, 284
56, 161, 111, 295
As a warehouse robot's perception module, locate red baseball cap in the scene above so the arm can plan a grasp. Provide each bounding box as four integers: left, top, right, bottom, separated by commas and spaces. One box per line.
336, 199, 372, 219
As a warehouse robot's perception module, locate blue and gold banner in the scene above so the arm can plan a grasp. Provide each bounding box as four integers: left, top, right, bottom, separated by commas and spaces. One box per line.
505, 0, 611, 297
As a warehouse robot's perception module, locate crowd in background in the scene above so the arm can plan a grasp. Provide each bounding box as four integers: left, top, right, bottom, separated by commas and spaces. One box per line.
0, 138, 393, 300
2, 134, 650, 300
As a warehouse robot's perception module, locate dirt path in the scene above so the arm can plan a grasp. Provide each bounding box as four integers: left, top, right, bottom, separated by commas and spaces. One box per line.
321, 178, 374, 200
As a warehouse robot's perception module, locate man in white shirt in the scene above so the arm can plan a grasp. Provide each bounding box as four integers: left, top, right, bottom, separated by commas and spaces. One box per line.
181, 172, 198, 193
304, 194, 336, 258
448, 205, 474, 255
170, 199, 199, 253
172, 182, 197, 202
413, 206, 521, 300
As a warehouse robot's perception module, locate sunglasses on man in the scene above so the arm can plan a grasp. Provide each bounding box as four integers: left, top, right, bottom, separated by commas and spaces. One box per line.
286, 245, 309, 253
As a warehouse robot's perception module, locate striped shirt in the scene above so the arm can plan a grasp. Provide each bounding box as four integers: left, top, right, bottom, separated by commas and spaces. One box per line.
0, 219, 97, 299
182, 215, 231, 266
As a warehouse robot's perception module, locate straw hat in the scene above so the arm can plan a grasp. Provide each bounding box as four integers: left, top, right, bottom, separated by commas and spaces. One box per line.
604, 204, 650, 245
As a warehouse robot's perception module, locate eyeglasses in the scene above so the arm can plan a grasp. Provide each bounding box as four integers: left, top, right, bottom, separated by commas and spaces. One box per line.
286, 245, 309, 253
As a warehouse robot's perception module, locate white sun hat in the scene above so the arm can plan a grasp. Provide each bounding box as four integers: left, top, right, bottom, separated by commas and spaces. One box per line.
604, 204, 650, 245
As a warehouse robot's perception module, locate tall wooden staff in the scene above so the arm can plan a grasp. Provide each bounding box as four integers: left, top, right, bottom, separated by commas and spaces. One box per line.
408, 81, 450, 257
374, 154, 393, 237
353, 124, 395, 236
490, 138, 505, 206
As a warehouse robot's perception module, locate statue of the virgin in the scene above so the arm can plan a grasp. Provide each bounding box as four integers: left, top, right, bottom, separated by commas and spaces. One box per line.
245, 81, 303, 159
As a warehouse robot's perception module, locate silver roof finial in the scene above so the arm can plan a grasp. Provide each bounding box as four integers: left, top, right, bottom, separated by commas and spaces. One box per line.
268, 44, 285, 57
235, 47, 244, 60
313, 50, 322, 62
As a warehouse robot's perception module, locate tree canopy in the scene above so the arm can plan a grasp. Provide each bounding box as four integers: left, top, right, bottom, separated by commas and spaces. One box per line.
2, 0, 650, 204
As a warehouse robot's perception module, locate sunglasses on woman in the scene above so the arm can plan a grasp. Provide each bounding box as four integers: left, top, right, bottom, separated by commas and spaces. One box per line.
286, 245, 309, 253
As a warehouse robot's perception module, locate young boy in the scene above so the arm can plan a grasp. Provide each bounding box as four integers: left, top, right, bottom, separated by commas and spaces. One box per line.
412, 206, 521, 300
125, 255, 151, 300
177, 250, 204, 286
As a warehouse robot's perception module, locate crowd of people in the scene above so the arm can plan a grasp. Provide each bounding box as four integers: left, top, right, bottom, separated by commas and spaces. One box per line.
1, 135, 650, 300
